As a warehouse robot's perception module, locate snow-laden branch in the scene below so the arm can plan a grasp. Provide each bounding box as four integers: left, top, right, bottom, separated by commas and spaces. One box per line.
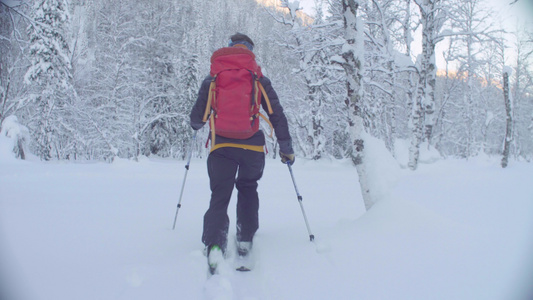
1, 2, 54, 33
0, 0, 23, 8
366, 81, 394, 98
73, 106, 118, 156
118, 36, 157, 52
265, 0, 304, 27
1, 1, 27, 47
280, 0, 301, 21
439, 28, 505, 42
137, 112, 181, 138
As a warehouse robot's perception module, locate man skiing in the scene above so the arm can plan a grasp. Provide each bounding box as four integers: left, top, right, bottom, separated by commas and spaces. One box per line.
190, 33, 294, 274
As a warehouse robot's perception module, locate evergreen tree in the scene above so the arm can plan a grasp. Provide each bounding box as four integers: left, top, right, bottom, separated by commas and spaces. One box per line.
175, 49, 199, 159
2, 0, 531, 162
24, 0, 74, 160
0, 2, 29, 128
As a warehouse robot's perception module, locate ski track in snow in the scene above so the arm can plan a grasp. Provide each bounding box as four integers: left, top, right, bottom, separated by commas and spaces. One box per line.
1, 156, 533, 300
204, 241, 265, 300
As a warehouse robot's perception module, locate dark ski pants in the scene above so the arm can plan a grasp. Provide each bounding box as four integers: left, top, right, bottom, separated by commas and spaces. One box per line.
202, 147, 265, 251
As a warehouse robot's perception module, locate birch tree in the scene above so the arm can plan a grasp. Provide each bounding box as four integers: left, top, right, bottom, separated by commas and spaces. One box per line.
408, 0, 446, 170
339, 0, 374, 210
271, 0, 333, 160
4, 0, 531, 162
501, 66, 512, 168
511, 29, 533, 159
448, 0, 500, 157
362, 0, 411, 151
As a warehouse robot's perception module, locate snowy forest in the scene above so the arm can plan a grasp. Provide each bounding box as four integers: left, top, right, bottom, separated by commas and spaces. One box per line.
1, 0, 532, 169
2, 1, 533, 299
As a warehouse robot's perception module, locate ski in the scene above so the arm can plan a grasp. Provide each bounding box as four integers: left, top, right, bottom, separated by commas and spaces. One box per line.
207, 245, 224, 275
206, 242, 255, 274
234, 241, 254, 272
234, 253, 254, 272
236, 266, 251, 272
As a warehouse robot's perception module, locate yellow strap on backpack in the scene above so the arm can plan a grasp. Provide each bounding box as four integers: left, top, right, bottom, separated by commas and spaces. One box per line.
258, 82, 273, 115
209, 114, 216, 147
259, 113, 273, 138
257, 80, 274, 137
203, 76, 275, 148
202, 77, 217, 122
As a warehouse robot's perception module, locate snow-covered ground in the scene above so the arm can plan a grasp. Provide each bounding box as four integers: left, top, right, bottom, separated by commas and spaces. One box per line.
1, 145, 533, 299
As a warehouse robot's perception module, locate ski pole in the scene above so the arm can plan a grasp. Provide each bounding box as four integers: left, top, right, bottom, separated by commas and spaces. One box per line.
286, 163, 315, 242
172, 131, 197, 230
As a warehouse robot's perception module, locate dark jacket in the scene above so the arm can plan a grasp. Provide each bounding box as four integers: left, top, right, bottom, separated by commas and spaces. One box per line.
190, 75, 293, 155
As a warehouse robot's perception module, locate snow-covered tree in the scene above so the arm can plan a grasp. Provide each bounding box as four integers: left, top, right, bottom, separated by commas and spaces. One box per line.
501, 66, 512, 167
172, 47, 199, 159
0, 1, 27, 128
0, 115, 29, 159
24, 0, 75, 160
269, 0, 335, 160
446, 0, 501, 157
361, 0, 413, 151
511, 28, 533, 160
406, 0, 447, 170
3, 0, 531, 163
338, 0, 374, 210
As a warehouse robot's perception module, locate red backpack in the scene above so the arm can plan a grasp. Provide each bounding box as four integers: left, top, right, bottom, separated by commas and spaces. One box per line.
202, 47, 273, 144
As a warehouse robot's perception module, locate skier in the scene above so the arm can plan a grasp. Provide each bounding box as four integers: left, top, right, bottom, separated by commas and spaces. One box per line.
190, 33, 295, 274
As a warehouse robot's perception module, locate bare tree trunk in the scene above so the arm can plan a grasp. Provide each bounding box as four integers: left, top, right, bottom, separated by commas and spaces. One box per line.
408, 88, 423, 170
16, 137, 25, 160
501, 68, 512, 168
409, 0, 441, 170
341, 0, 373, 210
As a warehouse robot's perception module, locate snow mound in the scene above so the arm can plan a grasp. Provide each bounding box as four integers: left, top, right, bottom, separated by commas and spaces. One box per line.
394, 138, 441, 167
0, 115, 30, 163
363, 132, 401, 203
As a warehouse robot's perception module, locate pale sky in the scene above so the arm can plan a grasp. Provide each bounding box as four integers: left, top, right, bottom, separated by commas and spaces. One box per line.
297, 0, 532, 69
299, 0, 532, 21
299, 0, 317, 16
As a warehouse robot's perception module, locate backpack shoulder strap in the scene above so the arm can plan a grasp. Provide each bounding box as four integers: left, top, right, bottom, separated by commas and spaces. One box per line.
258, 81, 273, 115
258, 112, 273, 138
202, 76, 217, 123
256, 79, 274, 137
202, 76, 218, 148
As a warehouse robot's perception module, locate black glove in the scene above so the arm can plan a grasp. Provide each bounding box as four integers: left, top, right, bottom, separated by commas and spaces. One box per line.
280, 151, 295, 165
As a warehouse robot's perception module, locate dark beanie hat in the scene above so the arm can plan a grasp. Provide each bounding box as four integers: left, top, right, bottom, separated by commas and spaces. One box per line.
229, 33, 254, 47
